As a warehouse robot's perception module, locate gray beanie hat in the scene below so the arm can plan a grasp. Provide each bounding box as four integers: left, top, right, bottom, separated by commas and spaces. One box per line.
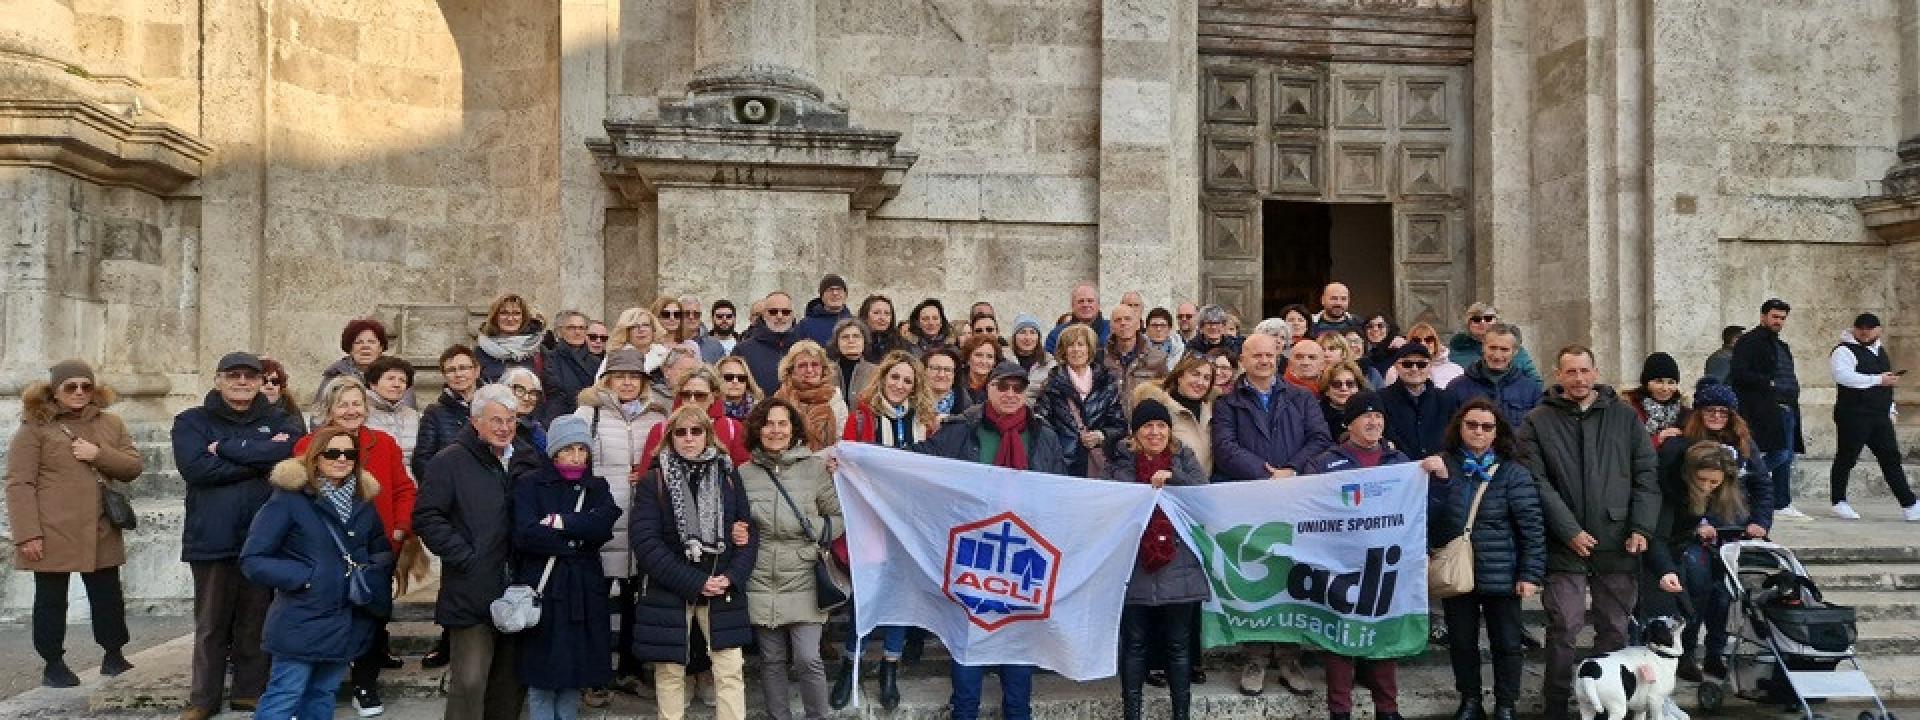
1011, 312, 1042, 337
545, 415, 593, 458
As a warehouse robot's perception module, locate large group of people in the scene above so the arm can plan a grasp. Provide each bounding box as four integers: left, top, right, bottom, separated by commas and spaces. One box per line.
6, 276, 1918, 720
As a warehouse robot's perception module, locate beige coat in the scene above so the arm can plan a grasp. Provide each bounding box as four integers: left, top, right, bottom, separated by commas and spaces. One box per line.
5, 384, 144, 572
574, 386, 667, 578
1132, 383, 1215, 478
739, 446, 840, 627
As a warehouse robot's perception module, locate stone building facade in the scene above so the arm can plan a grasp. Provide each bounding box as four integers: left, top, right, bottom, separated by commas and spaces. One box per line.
0, 0, 1916, 610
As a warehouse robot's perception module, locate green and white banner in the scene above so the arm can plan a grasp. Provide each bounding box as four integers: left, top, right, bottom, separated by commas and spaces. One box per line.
1162, 463, 1430, 659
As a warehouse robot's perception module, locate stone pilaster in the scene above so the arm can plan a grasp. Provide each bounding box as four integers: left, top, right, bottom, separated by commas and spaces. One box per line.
1096, 0, 1199, 308
560, 0, 615, 318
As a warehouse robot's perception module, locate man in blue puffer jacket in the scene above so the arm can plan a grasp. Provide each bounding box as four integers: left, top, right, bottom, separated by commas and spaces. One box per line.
170, 351, 302, 718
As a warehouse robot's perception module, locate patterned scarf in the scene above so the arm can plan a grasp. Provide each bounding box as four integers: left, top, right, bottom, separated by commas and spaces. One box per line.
1640, 395, 1683, 436
318, 477, 355, 523
723, 396, 754, 421
1460, 449, 1499, 483
660, 446, 727, 563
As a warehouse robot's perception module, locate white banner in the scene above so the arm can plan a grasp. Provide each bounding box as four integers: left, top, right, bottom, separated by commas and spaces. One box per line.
833, 442, 1157, 680
1161, 463, 1431, 659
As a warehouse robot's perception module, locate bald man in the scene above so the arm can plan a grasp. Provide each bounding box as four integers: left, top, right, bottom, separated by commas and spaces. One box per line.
1283, 339, 1324, 396
1310, 282, 1362, 336
1209, 331, 1330, 695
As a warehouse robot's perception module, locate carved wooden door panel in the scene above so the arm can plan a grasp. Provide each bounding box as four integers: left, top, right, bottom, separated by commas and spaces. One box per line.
1199, 58, 1472, 330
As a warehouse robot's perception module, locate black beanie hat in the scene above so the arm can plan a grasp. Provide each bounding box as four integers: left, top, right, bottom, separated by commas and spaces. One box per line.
1639, 352, 1680, 385
1131, 398, 1173, 434
1344, 391, 1386, 426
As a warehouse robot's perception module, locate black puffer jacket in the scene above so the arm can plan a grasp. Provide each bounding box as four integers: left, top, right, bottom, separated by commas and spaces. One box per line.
628, 456, 758, 665
1037, 364, 1127, 477
1428, 452, 1548, 594
412, 388, 471, 482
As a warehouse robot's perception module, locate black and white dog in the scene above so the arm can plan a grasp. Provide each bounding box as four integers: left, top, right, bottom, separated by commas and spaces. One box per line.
1574, 616, 1689, 720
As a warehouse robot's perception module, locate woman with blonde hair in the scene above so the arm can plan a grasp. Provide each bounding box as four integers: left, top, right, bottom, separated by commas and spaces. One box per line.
772, 341, 848, 453
1317, 331, 1382, 389
600, 307, 670, 379
714, 356, 764, 422
1385, 322, 1463, 389
477, 293, 549, 383
651, 296, 705, 359
1105, 398, 1208, 720
7, 360, 144, 687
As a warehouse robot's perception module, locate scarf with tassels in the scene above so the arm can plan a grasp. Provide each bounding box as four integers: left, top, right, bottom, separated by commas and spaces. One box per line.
660, 446, 727, 563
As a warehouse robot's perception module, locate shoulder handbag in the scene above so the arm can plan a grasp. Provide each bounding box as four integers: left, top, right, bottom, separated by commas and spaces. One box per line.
1067, 401, 1109, 479
764, 464, 850, 612
1428, 472, 1491, 599
491, 484, 587, 633
313, 504, 385, 616
61, 424, 135, 530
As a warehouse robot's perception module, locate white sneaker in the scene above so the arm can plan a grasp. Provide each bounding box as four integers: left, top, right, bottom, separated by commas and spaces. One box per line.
1904, 504, 1920, 522
1832, 502, 1861, 520
1775, 506, 1811, 520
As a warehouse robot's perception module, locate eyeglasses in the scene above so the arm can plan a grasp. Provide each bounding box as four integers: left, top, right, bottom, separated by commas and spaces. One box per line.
721, 373, 749, 383
59, 381, 94, 394
511, 384, 542, 398
1462, 421, 1498, 432
562, 324, 589, 332
1327, 380, 1358, 389
671, 426, 707, 438
1470, 315, 1497, 324
765, 308, 793, 316
443, 363, 477, 374
262, 376, 284, 388
1398, 361, 1430, 370
220, 370, 261, 382
660, 310, 684, 319
319, 448, 359, 461
1147, 320, 1170, 328
679, 391, 712, 401
586, 334, 608, 342
926, 365, 956, 374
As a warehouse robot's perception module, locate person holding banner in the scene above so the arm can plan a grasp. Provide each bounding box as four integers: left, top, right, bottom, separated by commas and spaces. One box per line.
1106, 398, 1210, 720
1515, 346, 1661, 720
630, 405, 759, 720
1209, 332, 1331, 696
1421, 398, 1545, 720
916, 360, 1069, 720
1303, 392, 1412, 720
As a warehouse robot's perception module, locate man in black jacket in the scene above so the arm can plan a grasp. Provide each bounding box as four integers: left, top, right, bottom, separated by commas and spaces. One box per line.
538, 311, 601, 422
915, 362, 1066, 720
414, 383, 524, 720
170, 352, 301, 720
1828, 313, 1920, 520
1728, 298, 1806, 519
1516, 346, 1661, 720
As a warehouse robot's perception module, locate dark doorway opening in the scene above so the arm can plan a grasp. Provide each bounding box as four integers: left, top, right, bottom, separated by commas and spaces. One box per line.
1261, 201, 1395, 322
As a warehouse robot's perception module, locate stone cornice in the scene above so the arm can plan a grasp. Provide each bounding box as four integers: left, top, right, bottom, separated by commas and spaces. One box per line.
1859, 136, 1920, 244
590, 122, 917, 211
0, 99, 212, 195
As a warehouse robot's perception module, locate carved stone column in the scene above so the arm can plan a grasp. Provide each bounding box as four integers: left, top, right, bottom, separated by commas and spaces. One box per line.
591, 0, 914, 304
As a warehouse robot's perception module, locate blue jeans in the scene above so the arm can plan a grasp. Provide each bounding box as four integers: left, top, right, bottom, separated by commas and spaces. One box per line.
1678, 543, 1732, 658
526, 686, 580, 720
1763, 406, 1798, 509
842, 598, 907, 658
949, 662, 1033, 720
254, 657, 349, 720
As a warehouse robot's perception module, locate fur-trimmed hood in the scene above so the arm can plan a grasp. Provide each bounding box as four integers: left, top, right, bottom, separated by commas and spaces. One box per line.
269, 457, 380, 501
20, 381, 118, 424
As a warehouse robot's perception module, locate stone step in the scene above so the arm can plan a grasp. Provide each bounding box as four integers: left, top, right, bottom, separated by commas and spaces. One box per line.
1790, 459, 1920, 504
1802, 563, 1920, 591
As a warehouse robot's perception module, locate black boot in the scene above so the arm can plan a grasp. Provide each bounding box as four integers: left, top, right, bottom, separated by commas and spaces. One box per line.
1677, 654, 1703, 682
100, 648, 133, 677
42, 661, 79, 688
902, 631, 926, 667
829, 658, 855, 710
878, 660, 902, 711
1492, 705, 1519, 720
1704, 654, 1728, 678
1453, 697, 1486, 720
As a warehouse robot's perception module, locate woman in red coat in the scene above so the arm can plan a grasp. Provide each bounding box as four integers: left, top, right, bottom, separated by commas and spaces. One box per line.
295, 377, 414, 716
641, 366, 750, 470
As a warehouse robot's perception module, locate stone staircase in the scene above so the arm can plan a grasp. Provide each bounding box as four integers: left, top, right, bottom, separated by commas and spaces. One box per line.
84, 509, 1920, 718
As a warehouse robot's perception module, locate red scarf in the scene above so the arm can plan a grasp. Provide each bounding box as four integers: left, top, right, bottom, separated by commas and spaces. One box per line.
1133, 449, 1178, 572
985, 404, 1030, 470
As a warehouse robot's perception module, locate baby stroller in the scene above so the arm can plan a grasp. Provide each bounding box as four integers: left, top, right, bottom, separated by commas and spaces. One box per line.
1698, 539, 1892, 720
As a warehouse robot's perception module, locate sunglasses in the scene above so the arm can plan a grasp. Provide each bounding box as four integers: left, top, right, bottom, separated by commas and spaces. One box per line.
671, 426, 708, 438
1327, 380, 1358, 389
765, 308, 793, 316
262, 376, 284, 388
678, 391, 712, 401
59, 381, 94, 394
1462, 421, 1498, 432
1398, 361, 1431, 369
713, 313, 735, 320
1411, 336, 1438, 345
991, 381, 1028, 393
721, 373, 749, 383
660, 310, 684, 319
1471, 315, 1498, 323
319, 448, 359, 461
586, 334, 609, 342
